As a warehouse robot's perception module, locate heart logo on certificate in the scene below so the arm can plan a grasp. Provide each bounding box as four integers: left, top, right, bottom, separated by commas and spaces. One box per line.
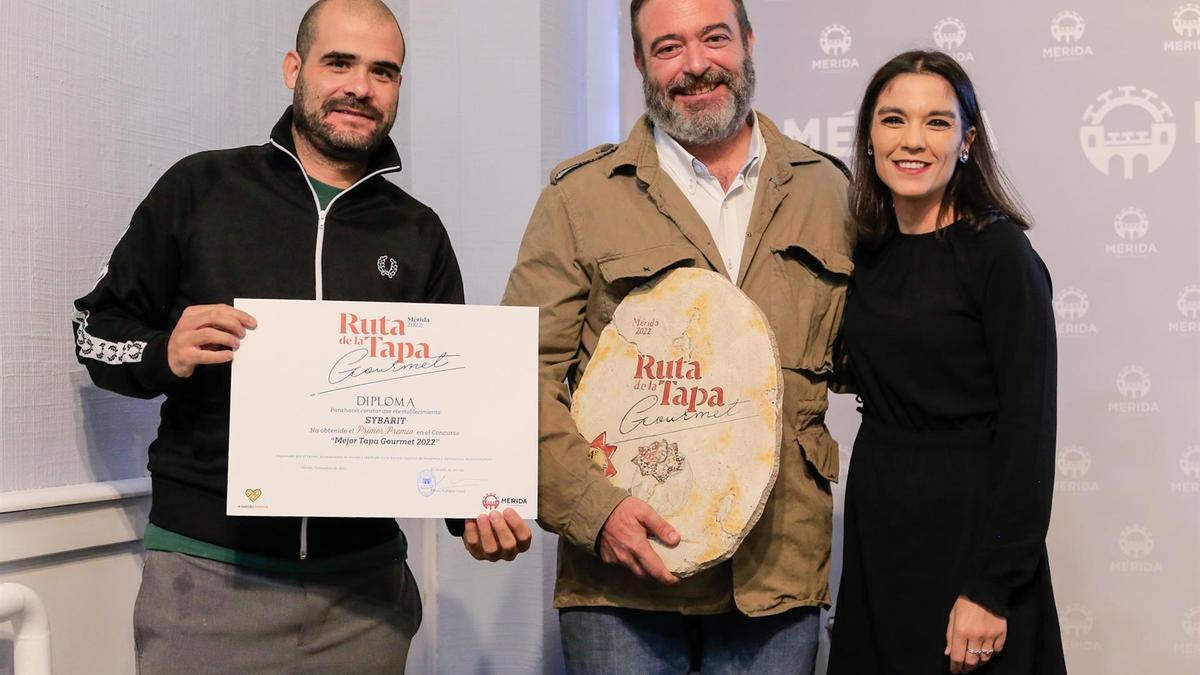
245, 488, 263, 503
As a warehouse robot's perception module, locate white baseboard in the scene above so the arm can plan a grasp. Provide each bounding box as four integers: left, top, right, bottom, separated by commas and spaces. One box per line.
0, 479, 150, 565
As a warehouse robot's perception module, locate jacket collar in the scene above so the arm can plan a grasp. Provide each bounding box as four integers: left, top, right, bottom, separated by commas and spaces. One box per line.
268, 106, 403, 176
605, 112, 822, 186
603, 112, 826, 284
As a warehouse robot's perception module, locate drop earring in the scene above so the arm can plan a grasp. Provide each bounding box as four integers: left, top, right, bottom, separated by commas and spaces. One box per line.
959, 148, 969, 164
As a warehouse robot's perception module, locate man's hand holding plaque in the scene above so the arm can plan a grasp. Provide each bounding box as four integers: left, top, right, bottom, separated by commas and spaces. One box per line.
597, 496, 681, 585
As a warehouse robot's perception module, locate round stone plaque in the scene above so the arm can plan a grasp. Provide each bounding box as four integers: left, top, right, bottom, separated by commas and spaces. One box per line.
571, 268, 782, 577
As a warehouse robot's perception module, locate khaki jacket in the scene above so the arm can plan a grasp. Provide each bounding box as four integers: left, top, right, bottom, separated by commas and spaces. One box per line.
501, 113, 854, 616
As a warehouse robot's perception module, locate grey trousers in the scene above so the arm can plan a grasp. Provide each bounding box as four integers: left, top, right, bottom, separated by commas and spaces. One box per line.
134, 551, 422, 674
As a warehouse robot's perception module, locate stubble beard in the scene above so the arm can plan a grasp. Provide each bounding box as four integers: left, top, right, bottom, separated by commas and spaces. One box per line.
292, 74, 394, 163
643, 54, 756, 147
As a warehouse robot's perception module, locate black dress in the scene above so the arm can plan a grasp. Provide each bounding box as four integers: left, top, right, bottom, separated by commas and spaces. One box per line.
827, 219, 1067, 674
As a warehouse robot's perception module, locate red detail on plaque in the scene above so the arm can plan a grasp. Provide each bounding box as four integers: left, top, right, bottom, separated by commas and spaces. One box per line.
590, 432, 619, 478
482, 492, 501, 511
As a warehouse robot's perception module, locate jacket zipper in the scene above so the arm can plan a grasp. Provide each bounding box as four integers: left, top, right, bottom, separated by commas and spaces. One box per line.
269, 139, 399, 560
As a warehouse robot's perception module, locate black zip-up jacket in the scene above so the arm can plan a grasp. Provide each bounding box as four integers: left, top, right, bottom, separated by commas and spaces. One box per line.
72, 107, 465, 559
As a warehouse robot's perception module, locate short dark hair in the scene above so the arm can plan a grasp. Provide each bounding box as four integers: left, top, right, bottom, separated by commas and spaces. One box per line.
296, 0, 327, 60
850, 50, 1030, 246
295, 0, 405, 63
630, 0, 752, 61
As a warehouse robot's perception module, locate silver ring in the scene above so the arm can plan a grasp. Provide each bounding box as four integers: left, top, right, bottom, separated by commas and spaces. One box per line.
982, 649, 995, 656
967, 648, 983, 655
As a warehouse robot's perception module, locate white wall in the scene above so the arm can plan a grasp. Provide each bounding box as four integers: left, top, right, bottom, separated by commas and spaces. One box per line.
0, 2, 306, 671
404, 1, 551, 670
0, 0, 308, 494
404, 2, 620, 671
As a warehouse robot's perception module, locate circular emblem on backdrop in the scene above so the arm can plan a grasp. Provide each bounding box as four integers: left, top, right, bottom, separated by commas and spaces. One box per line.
571, 268, 782, 577
1056, 445, 1091, 478
1177, 286, 1200, 319
1051, 10, 1086, 43
1080, 87, 1177, 179
1116, 366, 1152, 399
1052, 287, 1089, 321
819, 24, 852, 56
1174, 4, 1200, 37
1118, 524, 1154, 558
1184, 607, 1200, 640
933, 17, 968, 50
1059, 604, 1095, 637
1113, 207, 1150, 240
1181, 446, 1200, 480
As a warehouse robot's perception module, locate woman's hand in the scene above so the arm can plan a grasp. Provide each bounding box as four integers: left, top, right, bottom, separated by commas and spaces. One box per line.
945, 595, 1006, 673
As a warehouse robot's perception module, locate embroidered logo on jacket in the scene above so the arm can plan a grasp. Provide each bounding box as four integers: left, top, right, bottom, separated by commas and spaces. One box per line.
377, 255, 398, 279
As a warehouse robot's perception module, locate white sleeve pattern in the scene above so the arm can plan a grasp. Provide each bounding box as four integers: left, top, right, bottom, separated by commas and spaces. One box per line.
73, 310, 146, 364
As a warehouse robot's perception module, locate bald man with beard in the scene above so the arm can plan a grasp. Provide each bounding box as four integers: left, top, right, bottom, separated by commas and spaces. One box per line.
72, 2, 529, 671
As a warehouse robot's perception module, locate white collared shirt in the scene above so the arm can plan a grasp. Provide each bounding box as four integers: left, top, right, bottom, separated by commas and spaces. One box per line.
653, 114, 765, 284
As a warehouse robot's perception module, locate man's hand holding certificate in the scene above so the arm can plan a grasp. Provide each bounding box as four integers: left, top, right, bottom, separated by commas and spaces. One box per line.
226, 299, 537, 519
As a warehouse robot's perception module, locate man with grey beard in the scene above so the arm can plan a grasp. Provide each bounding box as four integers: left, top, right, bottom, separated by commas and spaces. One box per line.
501, 0, 853, 672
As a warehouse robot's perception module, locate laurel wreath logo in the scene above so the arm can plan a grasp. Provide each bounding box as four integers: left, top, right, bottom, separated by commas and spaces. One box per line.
377, 255, 398, 279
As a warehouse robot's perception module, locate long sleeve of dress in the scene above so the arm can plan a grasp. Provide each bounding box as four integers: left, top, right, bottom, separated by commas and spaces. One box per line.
960, 222, 1058, 616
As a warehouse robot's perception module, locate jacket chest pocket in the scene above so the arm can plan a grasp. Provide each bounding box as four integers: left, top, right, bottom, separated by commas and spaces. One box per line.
591, 244, 699, 325
768, 242, 853, 375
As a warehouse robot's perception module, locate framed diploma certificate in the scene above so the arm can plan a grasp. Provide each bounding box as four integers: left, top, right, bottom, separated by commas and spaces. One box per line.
226, 298, 538, 519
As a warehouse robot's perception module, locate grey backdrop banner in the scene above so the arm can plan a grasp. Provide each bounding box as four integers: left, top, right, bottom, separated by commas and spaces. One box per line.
623, 2, 1200, 673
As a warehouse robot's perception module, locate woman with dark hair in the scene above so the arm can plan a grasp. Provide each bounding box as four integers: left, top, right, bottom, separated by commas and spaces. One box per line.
827, 50, 1067, 674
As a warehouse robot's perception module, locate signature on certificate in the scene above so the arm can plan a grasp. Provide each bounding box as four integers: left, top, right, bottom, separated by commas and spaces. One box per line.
313, 348, 463, 396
